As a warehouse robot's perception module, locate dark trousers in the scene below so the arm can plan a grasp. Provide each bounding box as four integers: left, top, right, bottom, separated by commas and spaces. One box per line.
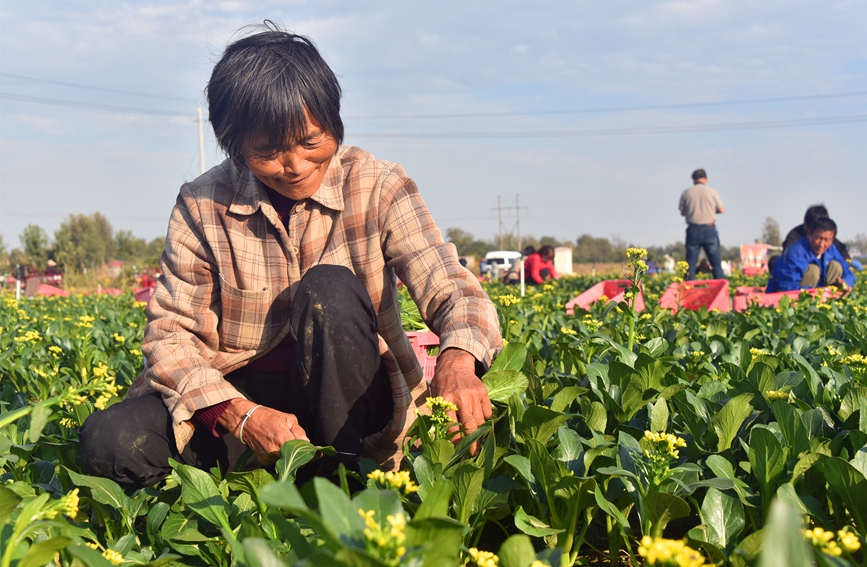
79, 265, 393, 487
685, 224, 724, 280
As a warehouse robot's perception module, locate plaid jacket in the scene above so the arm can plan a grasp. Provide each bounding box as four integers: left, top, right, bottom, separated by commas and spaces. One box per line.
127, 145, 502, 467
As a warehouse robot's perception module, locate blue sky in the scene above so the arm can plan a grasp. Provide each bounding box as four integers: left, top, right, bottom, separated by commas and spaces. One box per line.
1, 1, 865, 250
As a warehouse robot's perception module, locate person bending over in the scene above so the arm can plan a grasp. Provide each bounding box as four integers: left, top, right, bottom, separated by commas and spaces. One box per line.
766, 217, 855, 293
524, 245, 559, 285
79, 25, 502, 487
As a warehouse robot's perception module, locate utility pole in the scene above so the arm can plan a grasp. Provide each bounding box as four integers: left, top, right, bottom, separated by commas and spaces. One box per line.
197, 104, 206, 175
516, 193, 521, 252
498, 195, 504, 250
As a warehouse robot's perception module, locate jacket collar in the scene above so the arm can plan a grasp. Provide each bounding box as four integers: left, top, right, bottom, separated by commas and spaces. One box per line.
227, 149, 346, 216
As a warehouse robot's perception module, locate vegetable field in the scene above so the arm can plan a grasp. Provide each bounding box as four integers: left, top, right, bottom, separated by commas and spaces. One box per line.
2, 259, 866, 567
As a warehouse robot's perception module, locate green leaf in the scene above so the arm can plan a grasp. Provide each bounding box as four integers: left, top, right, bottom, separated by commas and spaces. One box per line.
822, 457, 867, 534
28, 403, 52, 443
757, 499, 813, 567
404, 517, 464, 567
713, 393, 754, 452
650, 398, 669, 433
498, 534, 537, 567
515, 405, 565, 444
274, 440, 317, 482
423, 439, 456, 467
0, 485, 22, 525
66, 468, 129, 511
770, 401, 810, 458
146, 502, 170, 546
259, 479, 344, 551
643, 492, 690, 539
315, 477, 365, 544
747, 427, 787, 502
242, 538, 287, 567
513, 506, 564, 537
550, 386, 587, 413
594, 484, 630, 532
170, 461, 231, 530
699, 487, 744, 550
414, 479, 453, 520
353, 489, 404, 529
452, 463, 485, 524
585, 400, 607, 433
490, 342, 528, 372
19, 537, 71, 567
67, 544, 116, 567
482, 370, 529, 402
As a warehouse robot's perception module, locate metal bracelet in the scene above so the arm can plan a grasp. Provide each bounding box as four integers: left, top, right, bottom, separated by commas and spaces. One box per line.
238, 404, 262, 445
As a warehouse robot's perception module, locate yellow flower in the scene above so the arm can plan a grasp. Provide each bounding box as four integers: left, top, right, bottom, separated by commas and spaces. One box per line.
497, 294, 521, 307
103, 549, 124, 565
638, 536, 705, 566
582, 314, 602, 333
113, 333, 126, 344
765, 390, 790, 401
467, 548, 499, 567
368, 470, 419, 496
560, 326, 577, 336
626, 247, 648, 260
838, 529, 861, 553
61, 488, 80, 518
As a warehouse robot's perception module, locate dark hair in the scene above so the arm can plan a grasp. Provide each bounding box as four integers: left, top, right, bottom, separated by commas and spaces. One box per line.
692, 169, 707, 181
207, 24, 344, 168
521, 245, 536, 257
804, 204, 829, 229
538, 245, 555, 258
811, 217, 837, 234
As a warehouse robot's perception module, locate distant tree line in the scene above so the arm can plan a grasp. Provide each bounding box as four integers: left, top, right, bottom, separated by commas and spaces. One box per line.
0, 212, 164, 277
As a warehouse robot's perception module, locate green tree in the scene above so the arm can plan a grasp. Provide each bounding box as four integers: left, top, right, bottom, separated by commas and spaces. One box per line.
54, 213, 115, 272
114, 230, 148, 263
445, 228, 491, 258
762, 217, 781, 246
19, 224, 51, 268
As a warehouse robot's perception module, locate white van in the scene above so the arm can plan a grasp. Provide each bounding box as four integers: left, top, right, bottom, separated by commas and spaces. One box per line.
480, 250, 522, 279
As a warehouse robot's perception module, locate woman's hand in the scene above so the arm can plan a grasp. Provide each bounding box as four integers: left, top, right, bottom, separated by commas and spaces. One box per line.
219, 399, 309, 464
430, 348, 492, 455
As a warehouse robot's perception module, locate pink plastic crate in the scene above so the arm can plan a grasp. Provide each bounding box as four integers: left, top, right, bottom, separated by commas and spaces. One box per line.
37, 284, 70, 297
565, 280, 645, 315
732, 287, 840, 312
659, 279, 731, 313
406, 331, 439, 381
134, 286, 155, 304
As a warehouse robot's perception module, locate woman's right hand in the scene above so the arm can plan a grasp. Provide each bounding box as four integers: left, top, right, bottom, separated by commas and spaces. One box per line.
218, 399, 309, 464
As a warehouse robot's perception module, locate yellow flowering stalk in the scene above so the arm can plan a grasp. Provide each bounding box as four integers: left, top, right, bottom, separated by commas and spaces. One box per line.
86, 543, 124, 565
466, 547, 499, 567
582, 314, 602, 333
560, 326, 577, 336
358, 509, 408, 566
672, 261, 690, 283
643, 431, 687, 487
637, 536, 705, 566
415, 396, 458, 441
368, 470, 419, 496
624, 247, 649, 350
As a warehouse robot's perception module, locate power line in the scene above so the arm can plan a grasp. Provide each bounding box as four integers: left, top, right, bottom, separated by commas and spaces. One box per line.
348, 114, 867, 139
345, 90, 867, 120
0, 92, 193, 117
0, 72, 194, 102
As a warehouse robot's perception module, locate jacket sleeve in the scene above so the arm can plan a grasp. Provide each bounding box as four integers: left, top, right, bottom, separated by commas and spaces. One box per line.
138, 188, 245, 448
767, 246, 809, 292
376, 166, 502, 368
526, 255, 545, 284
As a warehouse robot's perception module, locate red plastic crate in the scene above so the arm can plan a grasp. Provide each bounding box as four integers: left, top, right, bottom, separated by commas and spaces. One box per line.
659, 279, 731, 313
565, 280, 645, 315
406, 331, 439, 381
732, 287, 840, 312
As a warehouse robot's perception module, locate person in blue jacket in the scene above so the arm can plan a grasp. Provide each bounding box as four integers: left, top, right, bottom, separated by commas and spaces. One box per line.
766, 217, 855, 292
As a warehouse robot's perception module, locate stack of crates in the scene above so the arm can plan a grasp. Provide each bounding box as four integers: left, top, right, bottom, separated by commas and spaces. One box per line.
564, 280, 645, 315
659, 279, 730, 313
732, 287, 840, 311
